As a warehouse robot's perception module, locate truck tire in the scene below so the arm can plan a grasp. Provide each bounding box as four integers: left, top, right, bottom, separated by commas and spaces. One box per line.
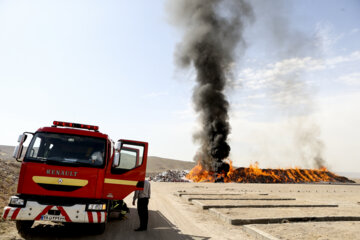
94, 222, 106, 234
16, 220, 34, 237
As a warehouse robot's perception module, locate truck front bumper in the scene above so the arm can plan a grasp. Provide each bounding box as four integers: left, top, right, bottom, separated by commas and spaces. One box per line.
2, 200, 106, 223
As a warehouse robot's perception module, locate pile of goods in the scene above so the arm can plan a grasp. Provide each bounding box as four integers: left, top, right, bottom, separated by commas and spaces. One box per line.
150, 170, 190, 182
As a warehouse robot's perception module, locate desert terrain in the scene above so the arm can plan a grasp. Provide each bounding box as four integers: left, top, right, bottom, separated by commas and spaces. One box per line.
1, 145, 360, 240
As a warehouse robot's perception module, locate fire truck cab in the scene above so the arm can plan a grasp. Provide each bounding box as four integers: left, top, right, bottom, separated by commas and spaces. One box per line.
2, 121, 148, 235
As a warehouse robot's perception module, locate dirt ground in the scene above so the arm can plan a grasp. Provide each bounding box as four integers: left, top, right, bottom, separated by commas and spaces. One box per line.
0, 160, 20, 231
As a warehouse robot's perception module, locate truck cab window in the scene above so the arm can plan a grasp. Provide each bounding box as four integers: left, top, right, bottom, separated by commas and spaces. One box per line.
112, 143, 145, 173
117, 148, 137, 170
29, 136, 42, 158
24, 132, 106, 168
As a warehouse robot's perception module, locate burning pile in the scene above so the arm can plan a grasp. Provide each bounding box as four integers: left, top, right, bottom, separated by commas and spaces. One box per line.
186, 161, 355, 184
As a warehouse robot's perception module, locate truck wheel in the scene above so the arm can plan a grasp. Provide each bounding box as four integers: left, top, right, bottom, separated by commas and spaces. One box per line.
94, 222, 106, 234
16, 220, 34, 237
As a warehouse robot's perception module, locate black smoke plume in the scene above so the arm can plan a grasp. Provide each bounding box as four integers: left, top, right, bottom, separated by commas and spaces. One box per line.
168, 0, 254, 172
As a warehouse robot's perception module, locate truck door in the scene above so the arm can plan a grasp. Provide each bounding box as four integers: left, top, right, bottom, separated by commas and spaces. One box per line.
103, 139, 148, 200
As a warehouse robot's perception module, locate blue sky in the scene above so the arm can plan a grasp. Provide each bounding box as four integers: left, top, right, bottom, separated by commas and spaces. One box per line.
0, 0, 359, 172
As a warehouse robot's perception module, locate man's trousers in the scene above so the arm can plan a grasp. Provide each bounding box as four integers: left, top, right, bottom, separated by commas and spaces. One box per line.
137, 198, 149, 229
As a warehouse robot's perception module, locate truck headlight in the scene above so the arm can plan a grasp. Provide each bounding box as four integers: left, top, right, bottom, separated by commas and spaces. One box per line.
9, 196, 25, 207
87, 203, 106, 211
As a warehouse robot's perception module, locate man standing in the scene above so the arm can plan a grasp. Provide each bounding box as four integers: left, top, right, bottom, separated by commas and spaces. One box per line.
133, 180, 151, 231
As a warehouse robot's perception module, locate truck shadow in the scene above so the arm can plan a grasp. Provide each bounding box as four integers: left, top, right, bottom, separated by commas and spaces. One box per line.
23, 208, 210, 240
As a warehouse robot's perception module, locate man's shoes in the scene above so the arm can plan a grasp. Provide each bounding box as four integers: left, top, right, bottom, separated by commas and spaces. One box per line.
134, 227, 147, 231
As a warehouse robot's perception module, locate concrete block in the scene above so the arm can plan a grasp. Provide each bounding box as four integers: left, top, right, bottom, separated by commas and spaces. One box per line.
208, 208, 360, 226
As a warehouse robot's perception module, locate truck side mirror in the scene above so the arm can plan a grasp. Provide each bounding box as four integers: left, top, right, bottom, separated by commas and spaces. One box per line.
113, 152, 120, 167
13, 134, 28, 161
115, 141, 121, 151
112, 141, 122, 167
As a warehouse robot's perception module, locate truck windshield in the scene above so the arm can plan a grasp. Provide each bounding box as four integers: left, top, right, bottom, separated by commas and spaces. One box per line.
25, 132, 106, 168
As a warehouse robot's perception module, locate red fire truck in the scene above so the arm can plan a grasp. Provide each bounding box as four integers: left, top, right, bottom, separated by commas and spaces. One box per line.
2, 121, 148, 235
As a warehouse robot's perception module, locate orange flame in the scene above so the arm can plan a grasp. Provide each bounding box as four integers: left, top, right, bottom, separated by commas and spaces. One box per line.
186, 161, 353, 183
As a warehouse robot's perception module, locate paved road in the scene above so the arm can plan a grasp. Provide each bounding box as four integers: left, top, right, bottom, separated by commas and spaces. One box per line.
20, 207, 200, 240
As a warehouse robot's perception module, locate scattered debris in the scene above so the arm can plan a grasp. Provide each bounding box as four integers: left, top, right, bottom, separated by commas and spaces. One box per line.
150, 170, 190, 182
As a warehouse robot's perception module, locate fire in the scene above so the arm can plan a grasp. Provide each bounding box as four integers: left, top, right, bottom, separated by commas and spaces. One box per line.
186, 162, 215, 183
186, 161, 354, 183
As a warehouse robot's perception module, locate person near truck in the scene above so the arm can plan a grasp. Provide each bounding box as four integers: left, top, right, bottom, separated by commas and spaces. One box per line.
132, 180, 151, 231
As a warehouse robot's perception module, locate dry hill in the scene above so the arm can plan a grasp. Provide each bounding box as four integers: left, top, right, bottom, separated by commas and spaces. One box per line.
0, 145, 14, 161
146, 156, 195, 176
